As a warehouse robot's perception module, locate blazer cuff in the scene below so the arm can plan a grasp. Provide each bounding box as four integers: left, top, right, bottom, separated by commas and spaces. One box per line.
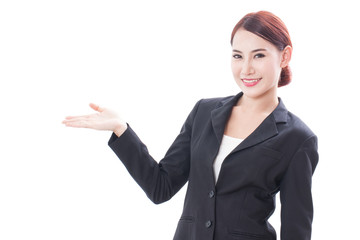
108, 123, 132, 148
108, 123, 148, 164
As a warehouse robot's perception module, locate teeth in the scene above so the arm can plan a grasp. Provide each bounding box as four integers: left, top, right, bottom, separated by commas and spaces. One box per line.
243, 79, 259, 83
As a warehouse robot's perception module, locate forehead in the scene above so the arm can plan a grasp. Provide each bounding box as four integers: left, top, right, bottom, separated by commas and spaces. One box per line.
232, 29, 278, 52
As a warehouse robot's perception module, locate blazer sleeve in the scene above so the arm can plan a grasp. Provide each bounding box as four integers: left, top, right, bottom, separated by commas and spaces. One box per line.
280, 135, 319, 240
108, 100, 201, 204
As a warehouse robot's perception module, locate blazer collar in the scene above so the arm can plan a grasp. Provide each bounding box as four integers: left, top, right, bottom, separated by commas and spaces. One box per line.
211, 92, 288, 152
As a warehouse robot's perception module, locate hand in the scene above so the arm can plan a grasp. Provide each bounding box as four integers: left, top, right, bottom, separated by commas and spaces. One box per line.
62, 103, 127, 137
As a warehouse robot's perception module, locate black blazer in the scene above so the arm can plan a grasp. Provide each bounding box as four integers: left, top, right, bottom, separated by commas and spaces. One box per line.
108, 92, 319, 240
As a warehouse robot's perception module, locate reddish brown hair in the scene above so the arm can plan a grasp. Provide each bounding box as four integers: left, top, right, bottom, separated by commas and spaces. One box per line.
231, 11, 292, 87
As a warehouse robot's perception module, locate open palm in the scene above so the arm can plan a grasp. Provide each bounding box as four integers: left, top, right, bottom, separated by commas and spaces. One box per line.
62, 103, 127, 136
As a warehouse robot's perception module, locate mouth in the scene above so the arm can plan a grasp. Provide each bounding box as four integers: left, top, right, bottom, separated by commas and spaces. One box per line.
241, 78, 262, 87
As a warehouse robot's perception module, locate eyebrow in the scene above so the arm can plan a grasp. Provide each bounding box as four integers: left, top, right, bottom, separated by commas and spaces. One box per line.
232, 48, 267, 53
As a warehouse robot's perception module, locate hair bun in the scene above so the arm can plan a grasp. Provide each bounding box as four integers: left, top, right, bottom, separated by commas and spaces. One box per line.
279, 66, 292, 87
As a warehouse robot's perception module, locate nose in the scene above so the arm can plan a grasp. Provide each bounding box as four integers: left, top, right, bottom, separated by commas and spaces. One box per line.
241, 59, 254, 76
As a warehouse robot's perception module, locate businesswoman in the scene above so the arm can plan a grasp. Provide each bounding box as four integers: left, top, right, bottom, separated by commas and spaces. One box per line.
63, 11, 319, 240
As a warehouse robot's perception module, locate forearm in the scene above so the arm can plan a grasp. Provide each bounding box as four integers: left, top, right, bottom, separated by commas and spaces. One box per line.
108, 100, 199, 204
108, 125, 185, 204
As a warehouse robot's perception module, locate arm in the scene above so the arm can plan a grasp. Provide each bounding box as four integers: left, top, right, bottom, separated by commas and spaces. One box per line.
108, 100, 201, 204
280, 135, 319, 240
63, 100, 201, 204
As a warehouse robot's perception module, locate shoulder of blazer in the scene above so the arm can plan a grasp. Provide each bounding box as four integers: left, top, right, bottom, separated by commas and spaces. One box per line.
197, 92, 243, 111
199, 96, 232, 107
284, 110, 316, 140
192, 94, 239, 124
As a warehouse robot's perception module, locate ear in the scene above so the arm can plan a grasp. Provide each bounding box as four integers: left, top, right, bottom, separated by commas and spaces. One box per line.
280, 45, 292, 68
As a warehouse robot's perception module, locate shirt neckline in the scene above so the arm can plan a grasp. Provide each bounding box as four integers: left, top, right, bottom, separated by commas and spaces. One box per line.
223, 134, 243, 141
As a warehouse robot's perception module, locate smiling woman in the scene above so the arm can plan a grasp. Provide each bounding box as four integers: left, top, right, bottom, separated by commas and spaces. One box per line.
231, 30, 290, 101
231, 11, 293, 87
63, 10, 318, 240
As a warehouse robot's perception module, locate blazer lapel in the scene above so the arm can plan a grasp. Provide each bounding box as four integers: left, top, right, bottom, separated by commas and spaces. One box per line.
211, 92, 243, 144
232, 98, 288, 153
211, 93, 288, 154
231, 114, 278, 153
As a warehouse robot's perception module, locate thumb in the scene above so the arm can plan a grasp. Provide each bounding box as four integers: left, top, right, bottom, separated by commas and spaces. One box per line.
89, 103, 105, 112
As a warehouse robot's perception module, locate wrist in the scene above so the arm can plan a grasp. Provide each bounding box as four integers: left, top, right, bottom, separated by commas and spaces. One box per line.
113, 122, 127, 137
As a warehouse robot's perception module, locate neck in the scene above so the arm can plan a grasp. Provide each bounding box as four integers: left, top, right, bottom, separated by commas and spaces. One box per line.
236, 91, 279, 114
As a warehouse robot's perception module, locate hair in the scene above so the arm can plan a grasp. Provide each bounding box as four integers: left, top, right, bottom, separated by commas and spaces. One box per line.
230, 11, 292, 87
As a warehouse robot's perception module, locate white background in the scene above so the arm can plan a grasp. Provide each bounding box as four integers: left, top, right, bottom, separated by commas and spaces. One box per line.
0, 0, 359, 239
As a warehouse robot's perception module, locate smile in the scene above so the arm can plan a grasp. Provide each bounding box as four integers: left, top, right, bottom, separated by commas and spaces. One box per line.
241, 78, 262, 87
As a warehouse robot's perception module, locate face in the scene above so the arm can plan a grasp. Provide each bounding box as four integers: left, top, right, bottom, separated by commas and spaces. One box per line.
231, 29, 291, 100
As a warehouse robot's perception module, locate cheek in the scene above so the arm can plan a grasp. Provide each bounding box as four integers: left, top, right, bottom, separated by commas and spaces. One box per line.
231, 61, 241, 76
258, 61, 281, 78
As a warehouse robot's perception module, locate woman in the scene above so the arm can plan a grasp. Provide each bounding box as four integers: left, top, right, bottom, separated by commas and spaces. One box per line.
63, 11, 319, 240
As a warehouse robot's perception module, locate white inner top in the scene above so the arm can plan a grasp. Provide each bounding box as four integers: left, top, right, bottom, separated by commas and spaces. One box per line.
213, 135, 243, 183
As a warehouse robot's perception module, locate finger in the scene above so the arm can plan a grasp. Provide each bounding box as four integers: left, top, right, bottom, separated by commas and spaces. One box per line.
64, 115, 88, 120
62, 117, 93, 126
89, 103, 105, 113
64, 113, 97, 120
63, 120, 85, 128
64, 116, 78, 120
63, 119, 92, 128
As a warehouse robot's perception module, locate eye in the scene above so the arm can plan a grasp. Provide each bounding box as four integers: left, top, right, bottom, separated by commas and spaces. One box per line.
254, 53, 265, 58
233, 54, 242, 59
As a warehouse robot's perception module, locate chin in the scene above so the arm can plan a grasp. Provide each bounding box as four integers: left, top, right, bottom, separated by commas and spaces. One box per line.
242, 91, 265, 99
237, 84, 277, 100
